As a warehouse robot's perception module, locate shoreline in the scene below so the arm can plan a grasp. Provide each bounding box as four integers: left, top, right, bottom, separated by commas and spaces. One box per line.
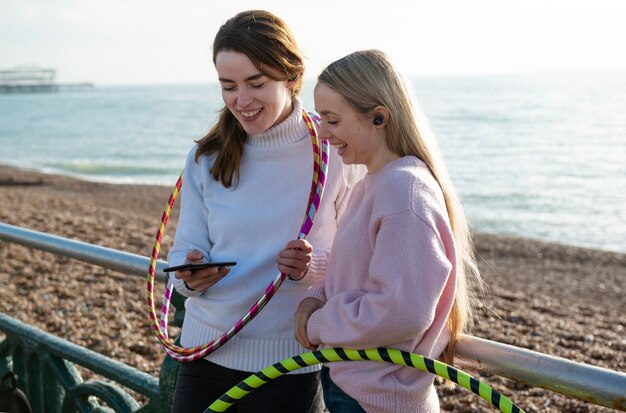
1, 164, 624, 412
0, 161, 182, 187
2, 162, 623, 255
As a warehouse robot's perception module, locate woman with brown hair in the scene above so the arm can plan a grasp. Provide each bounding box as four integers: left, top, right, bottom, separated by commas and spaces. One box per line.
167, 10, 361, 413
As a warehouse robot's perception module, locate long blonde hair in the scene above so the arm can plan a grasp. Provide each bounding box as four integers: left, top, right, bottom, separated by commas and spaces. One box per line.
195, 10, 305, 187
318, 49, 483, 363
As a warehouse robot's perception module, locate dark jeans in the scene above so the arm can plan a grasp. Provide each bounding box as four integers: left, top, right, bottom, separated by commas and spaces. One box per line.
171, 358, 324, 413
320, 367, 366, 413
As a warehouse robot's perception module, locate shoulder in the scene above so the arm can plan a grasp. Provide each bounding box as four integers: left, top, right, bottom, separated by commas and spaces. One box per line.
181, 143, 218, 189
184, 143, 216, 169
376, 156, 447, 219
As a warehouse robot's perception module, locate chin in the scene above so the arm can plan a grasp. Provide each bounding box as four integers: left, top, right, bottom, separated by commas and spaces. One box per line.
339, 157, 355, 166
240, 122, 267, 136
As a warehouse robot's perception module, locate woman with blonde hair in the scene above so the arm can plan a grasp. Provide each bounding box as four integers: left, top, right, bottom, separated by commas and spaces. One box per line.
295, 49, 483, 412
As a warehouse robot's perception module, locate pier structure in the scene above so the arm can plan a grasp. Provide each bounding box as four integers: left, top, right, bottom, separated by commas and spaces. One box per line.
0, 65, 93, 93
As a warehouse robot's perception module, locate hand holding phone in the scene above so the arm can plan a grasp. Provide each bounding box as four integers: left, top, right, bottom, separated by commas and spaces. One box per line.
163, 261, 237, 273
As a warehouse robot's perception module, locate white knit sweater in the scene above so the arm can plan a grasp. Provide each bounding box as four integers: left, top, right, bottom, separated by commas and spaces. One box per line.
168, 99, 362, 373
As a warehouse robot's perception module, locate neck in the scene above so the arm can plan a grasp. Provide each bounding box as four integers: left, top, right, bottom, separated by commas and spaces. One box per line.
274, 99, 295, 127
366, 138, 400, 174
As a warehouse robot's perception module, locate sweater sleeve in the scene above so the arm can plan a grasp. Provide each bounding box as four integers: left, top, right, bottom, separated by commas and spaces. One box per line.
304, 279, 327, 302
167, 147, 211, 297
306, 210, 453, 349
303, 248, 329, 282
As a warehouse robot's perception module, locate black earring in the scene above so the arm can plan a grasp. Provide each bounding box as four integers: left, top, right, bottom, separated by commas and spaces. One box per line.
373, 115, 384, 126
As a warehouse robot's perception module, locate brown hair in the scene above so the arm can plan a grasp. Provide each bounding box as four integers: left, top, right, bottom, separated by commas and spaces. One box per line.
195, 10, 305, 187
318, 49, 483, 364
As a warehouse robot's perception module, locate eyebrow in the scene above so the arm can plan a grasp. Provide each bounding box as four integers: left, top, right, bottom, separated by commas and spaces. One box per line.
218, 73, 264, 83
318, 110, 338, 116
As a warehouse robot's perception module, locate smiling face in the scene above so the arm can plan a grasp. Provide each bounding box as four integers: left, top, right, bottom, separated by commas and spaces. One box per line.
215, 50, 294, 135
314, 82, 397, 173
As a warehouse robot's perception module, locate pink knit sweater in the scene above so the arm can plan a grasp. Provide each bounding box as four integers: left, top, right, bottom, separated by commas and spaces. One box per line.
305, 156, 457, 413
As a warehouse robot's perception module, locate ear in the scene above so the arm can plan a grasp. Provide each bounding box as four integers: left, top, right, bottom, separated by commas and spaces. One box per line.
287, 73, 300, 87
372, 105, 390, 128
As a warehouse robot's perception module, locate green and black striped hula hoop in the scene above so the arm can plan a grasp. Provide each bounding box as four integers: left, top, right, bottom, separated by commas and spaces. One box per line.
204, 347, 524, 412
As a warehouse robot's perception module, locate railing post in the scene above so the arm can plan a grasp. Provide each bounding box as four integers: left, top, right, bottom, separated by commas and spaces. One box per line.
159, 355, 179, 412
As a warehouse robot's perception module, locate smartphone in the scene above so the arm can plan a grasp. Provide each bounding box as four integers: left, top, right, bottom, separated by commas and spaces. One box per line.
163, 261, 237, 273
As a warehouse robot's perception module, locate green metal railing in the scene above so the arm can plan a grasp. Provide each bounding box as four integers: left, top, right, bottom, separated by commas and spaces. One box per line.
1, 221, 626, 412
0, 222, 185, 412
0, 312, 164, 412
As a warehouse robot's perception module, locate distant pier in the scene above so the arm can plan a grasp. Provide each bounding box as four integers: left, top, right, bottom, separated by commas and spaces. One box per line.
0, 66, 94, 93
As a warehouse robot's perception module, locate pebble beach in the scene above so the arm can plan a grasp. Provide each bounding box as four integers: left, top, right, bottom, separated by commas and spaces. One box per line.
0, 164, 624, 412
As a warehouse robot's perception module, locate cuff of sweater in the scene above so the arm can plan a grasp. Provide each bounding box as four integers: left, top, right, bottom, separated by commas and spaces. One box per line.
305, 283, 326, 301
306, 307, 324, 346
304, 248, 328, 282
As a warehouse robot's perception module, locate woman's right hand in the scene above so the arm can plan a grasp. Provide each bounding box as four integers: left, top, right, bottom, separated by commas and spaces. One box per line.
174, 249, 230, 292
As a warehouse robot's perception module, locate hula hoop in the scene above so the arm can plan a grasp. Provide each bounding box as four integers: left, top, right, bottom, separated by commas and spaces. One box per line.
204, 347, 525, 413
147, 110, 329, 362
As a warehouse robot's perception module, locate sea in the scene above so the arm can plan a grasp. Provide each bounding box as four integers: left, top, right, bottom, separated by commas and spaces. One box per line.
1, 70, 625, 253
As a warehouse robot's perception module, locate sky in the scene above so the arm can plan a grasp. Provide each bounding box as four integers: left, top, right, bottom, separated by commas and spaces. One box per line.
1, 0, 626, 85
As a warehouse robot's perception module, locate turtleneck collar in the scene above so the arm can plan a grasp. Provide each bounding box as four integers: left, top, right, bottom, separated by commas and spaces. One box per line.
245, 98, 309, 147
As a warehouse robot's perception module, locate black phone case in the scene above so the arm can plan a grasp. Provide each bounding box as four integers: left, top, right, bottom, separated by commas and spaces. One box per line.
163, 261, 237, 272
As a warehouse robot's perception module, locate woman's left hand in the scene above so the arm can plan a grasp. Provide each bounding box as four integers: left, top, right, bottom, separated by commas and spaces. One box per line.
294, 297, 325, 349
277, 239, 313, 280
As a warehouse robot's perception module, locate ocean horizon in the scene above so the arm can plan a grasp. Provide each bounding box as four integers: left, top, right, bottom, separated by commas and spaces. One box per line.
1, 70, 625, 253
